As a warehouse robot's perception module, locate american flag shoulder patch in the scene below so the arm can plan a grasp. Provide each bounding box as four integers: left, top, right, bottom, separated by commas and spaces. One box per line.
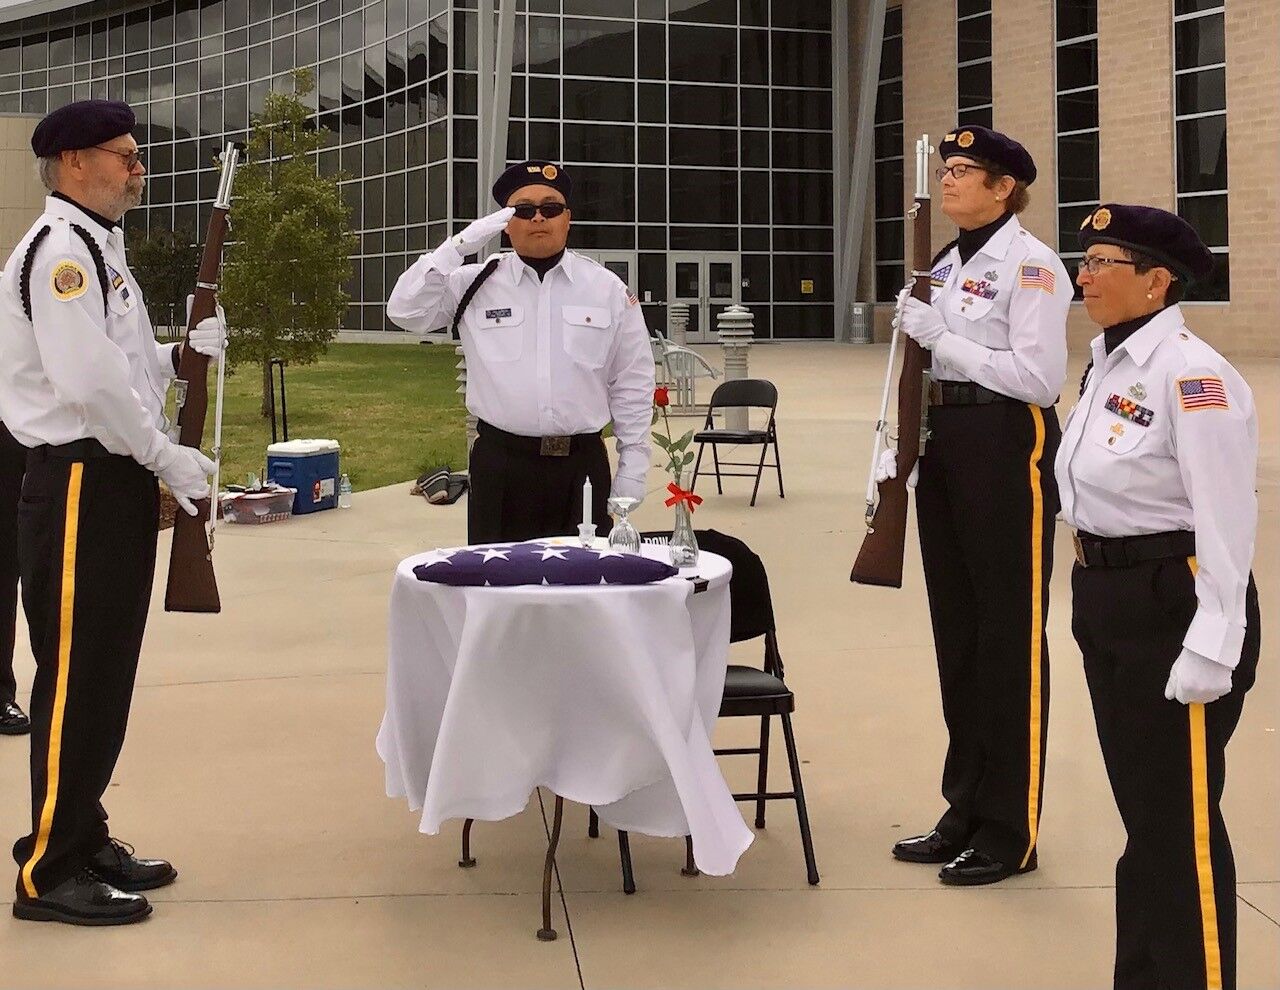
1019, 264, 1056, 293
1177, 376, 1229, 412
626, 291, 639, 306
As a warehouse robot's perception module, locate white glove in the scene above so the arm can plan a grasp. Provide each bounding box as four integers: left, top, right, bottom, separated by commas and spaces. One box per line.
183, 297, 229, 357
874, 448, 918, 488
153, 444, 216, 517
1164, 648, 1233, 705
444, 207, 516, 257
899, 297, 949, 349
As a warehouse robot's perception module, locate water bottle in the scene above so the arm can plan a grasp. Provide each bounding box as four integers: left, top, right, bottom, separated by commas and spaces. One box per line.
338, 473, 353, 509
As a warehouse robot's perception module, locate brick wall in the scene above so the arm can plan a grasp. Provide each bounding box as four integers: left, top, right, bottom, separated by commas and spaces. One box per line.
871, 0, 1280, 358
0, 115, 44, 267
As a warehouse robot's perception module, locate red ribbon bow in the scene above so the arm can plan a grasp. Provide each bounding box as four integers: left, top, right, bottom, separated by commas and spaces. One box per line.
664, 483, 703, 511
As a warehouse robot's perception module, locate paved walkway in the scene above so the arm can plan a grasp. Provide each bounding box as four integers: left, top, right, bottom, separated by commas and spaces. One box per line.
1, 343, 1275, 988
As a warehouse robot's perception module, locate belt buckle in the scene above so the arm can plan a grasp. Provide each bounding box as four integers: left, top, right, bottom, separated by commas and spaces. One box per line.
1072, 532, 1088, 567
540, 435, 571, 457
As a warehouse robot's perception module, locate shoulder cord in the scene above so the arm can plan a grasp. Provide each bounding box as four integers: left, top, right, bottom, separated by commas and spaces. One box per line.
18, 226, 51, 322
1079, 359, 1093, 398
68, 223, 110, 318
449, 257, 501, 341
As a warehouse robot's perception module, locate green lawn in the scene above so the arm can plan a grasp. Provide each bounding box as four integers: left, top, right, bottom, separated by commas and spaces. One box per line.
210, 342, 468, 492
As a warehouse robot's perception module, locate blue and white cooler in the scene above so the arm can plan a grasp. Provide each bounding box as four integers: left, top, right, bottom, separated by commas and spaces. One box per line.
266, 439, 341, 515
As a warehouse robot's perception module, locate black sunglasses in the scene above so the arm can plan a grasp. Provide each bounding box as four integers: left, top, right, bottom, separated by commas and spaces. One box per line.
511, 202, 567, 220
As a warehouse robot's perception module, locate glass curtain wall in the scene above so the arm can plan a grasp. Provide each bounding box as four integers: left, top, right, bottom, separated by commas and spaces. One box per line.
1, 0, 836, 337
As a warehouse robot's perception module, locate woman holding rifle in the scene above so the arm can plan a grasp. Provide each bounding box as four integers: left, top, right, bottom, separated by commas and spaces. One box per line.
881, 126, 1072, 885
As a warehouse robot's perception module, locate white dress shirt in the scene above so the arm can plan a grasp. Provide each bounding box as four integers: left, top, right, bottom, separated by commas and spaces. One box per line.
1055, 305, 1258, 668
0, 196, 178, 468
387, 243, 654, 500
927, 215, 1072, 406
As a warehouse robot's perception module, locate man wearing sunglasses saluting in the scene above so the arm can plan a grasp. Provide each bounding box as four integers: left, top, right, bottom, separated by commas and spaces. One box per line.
389, 160, 654, 544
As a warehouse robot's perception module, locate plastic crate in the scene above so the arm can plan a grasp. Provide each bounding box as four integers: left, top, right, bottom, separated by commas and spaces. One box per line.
219, 486, 297, 525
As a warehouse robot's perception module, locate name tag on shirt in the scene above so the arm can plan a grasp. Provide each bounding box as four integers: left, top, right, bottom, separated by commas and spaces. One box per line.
484, 307, 512, 320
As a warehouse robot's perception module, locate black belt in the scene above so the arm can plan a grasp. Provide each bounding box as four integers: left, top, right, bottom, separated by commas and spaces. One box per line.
477, 421, 602, 458
1073, 530, 1197, 569
928, 380, 1019, 406
31, 438, 112, 460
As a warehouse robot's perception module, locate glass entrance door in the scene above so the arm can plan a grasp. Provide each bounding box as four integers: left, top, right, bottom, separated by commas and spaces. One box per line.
667, 252, 740, 343
578, 251, 638, 295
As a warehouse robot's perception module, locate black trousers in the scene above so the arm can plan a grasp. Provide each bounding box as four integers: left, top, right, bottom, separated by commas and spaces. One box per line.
467, 424, 611, 544
1073, 558, 1260, 990
12, 450, 159, 897
914, 401, 1060, 867
0, 424, 25, 704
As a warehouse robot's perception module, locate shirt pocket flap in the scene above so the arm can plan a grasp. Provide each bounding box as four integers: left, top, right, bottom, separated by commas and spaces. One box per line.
562, 305, 612, 330
948, 293, 995, 322
1093, 419, 1148, 454
473, 304, 524, 329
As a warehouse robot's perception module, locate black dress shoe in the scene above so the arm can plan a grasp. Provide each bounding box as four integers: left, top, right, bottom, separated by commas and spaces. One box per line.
892, 830, 965, 864
0, 699, 30, 735
12, 867, 151, 926
938, 848, 1038, 886
88, 838, 178, 892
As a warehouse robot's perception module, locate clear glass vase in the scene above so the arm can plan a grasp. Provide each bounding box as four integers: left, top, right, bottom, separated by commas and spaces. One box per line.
668, 473, 699, 567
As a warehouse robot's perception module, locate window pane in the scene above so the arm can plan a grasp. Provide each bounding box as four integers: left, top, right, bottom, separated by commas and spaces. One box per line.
773, 88, 831, 130
638, 125, 665, 163
874, 123, 903, 160
772, 130, 832, 170
875, 78, 902, 124
879, 34, 902, 79
529, 75, 559, 117
1058, 204, 1094, 254
741, 87, 769, 128
771, 303, 830, 339
1176, 115, 1228, 192
740, 29, 768, 86
669, 169, 736, 224
957, 60, 991, 109
572, 165, 635, 222
741, 170, 770, 224
1057, 131, 1100, 202
638, 82, 665, 122
1055, 0, 1096, 41
564, 122, 635, 163
875, 219, 904, 262
564, 78, 633, 121
565, 0, 633, 16
1175, 0, 1225, 13
637, 23, 664, 80
958, 14, 991, 64
771, 1, 831, 30
1177, 193, 1229, 248
669, 0, 736, 24
669, 83, 736, 126
773, 172, 831, 224
772, 31, 830, 88
669, 127, 736, 167
670, 25, 735, 83
638, 167, 665, 223
1182, 252, 1228, 302
957, 0, 991, 17
1176, 67, 1225, 116
874, 157, 903, 216
1175, 14, 1224, 70
562, 18, 634, 78
1056, 90, 1098, 132
1056, 39, 1097, 90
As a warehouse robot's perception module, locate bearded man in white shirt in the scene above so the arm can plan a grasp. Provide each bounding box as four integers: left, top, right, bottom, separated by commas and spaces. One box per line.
388, 160, 654, 544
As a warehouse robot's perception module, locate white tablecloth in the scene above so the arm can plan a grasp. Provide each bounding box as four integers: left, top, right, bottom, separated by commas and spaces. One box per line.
376, 543, 753, 876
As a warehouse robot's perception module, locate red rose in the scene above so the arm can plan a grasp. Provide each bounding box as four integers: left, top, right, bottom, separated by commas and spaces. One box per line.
654, 386, 670, 407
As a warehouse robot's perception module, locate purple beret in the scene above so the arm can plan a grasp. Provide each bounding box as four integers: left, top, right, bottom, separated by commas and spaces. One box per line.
939, 125, 1037, 184
491, 160, 572, 207
31, 100, 136, 158
1078, 203, 1215, 282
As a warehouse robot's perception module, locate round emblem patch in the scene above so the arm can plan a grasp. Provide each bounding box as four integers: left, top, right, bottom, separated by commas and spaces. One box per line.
957, 131, 975, 148
50, 260, 88, 301
541, 164, 559, 180
1092, 208, 1112, 231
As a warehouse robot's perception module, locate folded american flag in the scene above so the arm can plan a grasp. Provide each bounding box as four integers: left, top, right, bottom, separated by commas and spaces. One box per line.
413, 542, 679, 587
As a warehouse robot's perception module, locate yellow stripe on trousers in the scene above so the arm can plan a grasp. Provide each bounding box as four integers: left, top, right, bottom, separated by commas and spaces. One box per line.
20, 462, 83, 899
1186, 556, 1223, 990
1020, 406, 1046, 870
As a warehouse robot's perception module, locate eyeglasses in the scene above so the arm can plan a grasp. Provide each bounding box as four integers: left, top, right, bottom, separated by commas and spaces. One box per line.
934, 163, 988, 181
1077, 256, 1137, 276
93, 144, 144, 170
511, 202, 567, 220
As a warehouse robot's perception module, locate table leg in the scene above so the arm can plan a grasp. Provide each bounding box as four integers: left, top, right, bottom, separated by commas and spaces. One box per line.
459, 818, 477, 868
681, 835, 700, 877
537, 794, 564, 942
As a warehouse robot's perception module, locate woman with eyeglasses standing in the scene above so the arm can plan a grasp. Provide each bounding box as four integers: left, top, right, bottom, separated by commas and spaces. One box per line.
388, 160, 654, 544
881, 126, 1073, 886
1059, 205, 1258, 990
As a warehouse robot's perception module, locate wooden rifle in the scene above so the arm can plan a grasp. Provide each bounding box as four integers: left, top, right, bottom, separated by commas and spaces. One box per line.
164, 141, 244, 613
850, 135, 935, 588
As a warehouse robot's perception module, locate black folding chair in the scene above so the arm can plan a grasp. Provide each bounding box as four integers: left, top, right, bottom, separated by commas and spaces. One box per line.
690, 379, 784, 507
588, 528, 820, 889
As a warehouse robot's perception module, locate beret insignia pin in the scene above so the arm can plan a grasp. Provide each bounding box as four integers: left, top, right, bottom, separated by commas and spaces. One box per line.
542, 164, 558, 180
957, 131, 974, 148
1092, 207, 1112, 230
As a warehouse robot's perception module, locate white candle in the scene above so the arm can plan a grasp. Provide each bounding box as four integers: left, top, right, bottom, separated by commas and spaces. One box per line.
582, 477, 592, 527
